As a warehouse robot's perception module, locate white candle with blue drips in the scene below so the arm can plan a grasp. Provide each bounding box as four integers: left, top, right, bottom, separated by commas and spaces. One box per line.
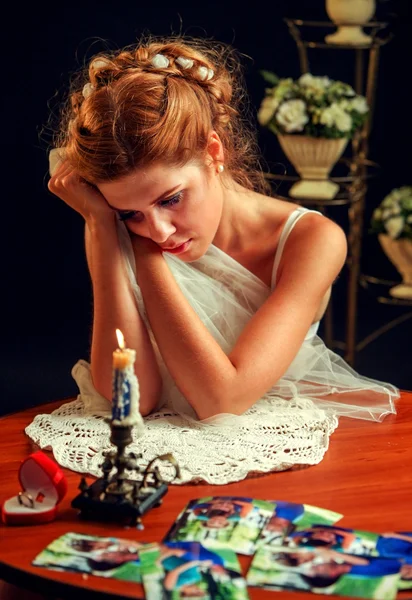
112, 329, 141, 427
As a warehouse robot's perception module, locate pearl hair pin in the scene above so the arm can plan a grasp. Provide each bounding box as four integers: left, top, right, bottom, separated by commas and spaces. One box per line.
82, 83, 95, 99
149, 53, 214, 80
197, 66, 214, 81
90, 58, 111, 71
151, 54, 170, 68
82, 53, 215, 100
83, 57, 110, 99
175, 56, 194, 69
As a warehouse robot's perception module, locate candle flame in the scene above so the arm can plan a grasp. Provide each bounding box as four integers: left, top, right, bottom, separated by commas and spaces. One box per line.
116, 328, 125, 349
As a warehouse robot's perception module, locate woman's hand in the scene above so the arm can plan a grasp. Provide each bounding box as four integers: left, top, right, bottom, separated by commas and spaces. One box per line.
48, 156, 114, 223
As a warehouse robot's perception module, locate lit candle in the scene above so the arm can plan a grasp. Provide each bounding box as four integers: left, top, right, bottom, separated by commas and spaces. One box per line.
112, 329, 141, 426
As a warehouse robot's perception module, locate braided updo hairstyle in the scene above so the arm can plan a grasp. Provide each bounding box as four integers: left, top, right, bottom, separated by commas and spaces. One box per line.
55, 35, 269, 193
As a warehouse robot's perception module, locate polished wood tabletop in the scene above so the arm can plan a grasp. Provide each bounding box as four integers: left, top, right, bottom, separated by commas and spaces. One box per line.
0, 393, 411, 600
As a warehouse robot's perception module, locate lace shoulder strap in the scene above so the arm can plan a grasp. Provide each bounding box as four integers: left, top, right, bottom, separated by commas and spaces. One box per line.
271, 207, 323, 289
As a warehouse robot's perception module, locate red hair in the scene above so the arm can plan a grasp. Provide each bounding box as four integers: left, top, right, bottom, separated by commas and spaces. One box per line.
56, 36, 269, 193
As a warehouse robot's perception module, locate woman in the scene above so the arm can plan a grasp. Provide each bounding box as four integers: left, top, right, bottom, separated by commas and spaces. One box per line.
27, 35, 399, 483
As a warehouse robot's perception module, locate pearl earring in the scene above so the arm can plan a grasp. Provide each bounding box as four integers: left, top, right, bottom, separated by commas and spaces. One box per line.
217, 164, 225, 174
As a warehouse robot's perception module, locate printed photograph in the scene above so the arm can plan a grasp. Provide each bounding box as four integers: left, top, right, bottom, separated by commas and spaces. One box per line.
285, 524, 379, 554
164, 496, 274, 555
32, 532, 143, 581
398, 556, 412, 591
257, 501, 343, 549
140, 541, 249, 599
247, 546, 402, 599
284, 526, 412, 561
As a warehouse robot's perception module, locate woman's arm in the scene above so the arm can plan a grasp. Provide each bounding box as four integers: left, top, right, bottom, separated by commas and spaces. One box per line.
48, 159, 162, 415
85, 218, 162, 415
135, 214, 347, 419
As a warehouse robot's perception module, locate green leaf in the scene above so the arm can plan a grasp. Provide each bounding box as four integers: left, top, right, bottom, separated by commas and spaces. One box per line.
259, 70, 280, 86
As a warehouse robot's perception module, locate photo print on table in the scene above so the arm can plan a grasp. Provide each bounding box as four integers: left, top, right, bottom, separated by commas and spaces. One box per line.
163, 496, 274, 555
247, 546, 403, 599
32, 532, 144, 582
284, 526, 412, 558
256, 501, 343, 549
282, 527, 412, 591
139, 540, 249, 600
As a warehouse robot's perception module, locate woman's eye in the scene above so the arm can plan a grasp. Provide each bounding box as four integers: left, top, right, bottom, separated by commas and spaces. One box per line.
118, 210, 143, 222
159, 191, 183, 207
117, 191, 183, 222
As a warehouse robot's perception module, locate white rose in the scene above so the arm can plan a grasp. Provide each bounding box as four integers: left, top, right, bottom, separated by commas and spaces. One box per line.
385, 216, 405, 239
373, 208, 383, 220
382, 205, 401, 219
320, 103, 352, 132
382, 196, 396, 208
299, 73, 330, 89
298, 73, 314, 86
319, 109, 333, 127
349, 96, 369, 114
390, 190, 403, 202
335, 111, 352, 133
276, 99, 309, 133
257, 94, 280, 126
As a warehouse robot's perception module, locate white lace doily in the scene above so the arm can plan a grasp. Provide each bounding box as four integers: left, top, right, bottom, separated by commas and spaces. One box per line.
25, 396, 338, 485
24, 213, 396, 485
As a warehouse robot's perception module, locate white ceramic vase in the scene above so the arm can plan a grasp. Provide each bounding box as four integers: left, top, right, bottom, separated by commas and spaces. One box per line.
277, 134, 349, 200
325, 0, 376, 46
378, 234, 412, 300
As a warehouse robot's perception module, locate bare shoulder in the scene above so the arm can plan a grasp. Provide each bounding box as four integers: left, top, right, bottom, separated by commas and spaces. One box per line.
278, 212, 347, 288
295, 212, 347, 255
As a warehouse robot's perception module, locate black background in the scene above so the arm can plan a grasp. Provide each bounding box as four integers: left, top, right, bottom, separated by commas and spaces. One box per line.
3, 0, 411, 416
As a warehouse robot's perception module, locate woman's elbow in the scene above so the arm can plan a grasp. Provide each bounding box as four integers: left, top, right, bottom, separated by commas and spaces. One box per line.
193, 388, 251, 420
139, 379, 163, 416
91, 368, 162, 418
139, 393, 161, 416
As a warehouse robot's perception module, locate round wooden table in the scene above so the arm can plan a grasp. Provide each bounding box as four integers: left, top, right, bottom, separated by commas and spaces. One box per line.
1, 395, 411, 599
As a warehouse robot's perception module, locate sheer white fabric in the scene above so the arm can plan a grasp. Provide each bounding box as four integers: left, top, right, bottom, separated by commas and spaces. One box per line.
25, 211, 399, 484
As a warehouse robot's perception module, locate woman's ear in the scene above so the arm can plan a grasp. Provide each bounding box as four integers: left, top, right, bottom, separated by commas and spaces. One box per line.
205, 131, 225, 171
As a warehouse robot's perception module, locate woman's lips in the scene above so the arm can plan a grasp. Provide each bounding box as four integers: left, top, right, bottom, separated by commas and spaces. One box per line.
161, 239, 192, 254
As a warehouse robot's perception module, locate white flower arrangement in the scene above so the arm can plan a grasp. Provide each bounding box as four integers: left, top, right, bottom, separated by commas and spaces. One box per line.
258, 72, 369, 139
370, 186, 412, 240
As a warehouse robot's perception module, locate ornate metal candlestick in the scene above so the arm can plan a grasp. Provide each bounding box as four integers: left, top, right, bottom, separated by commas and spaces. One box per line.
71, 420, 180, 528
71, 329, 180, 527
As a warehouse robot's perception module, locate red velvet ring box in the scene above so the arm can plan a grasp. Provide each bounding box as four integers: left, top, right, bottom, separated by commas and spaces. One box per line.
1, 450, 68, 525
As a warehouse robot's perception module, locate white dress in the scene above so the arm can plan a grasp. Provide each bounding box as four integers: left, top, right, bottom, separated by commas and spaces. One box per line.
25, 207, 399, 484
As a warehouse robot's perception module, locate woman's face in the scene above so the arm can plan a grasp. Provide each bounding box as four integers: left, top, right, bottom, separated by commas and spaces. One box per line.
98, 160, 224, 262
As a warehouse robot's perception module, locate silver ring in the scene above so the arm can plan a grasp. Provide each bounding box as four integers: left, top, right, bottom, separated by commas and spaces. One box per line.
18, 491, 35, 509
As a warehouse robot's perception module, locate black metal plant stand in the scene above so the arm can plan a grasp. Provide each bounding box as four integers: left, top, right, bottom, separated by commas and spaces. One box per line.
265, 18, 394, 366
